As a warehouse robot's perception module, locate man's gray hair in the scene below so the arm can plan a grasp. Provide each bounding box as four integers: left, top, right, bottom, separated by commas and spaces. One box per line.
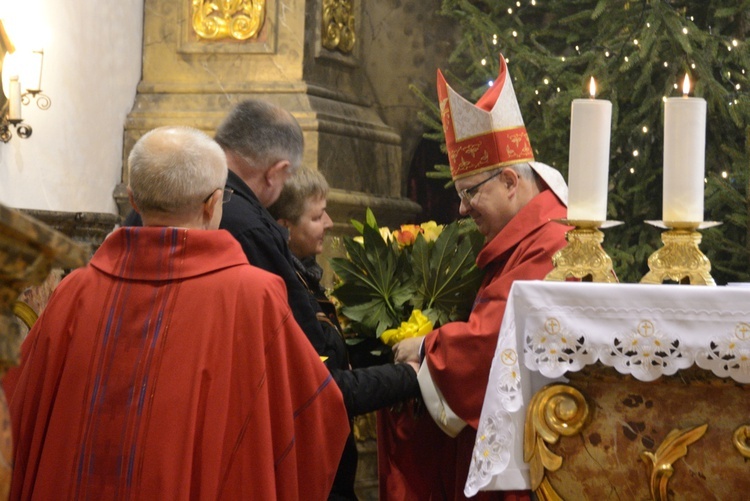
128, 126, 227, 214
268, 167, 329, 223
508, 162, 536, 181
214, 99, 304, 172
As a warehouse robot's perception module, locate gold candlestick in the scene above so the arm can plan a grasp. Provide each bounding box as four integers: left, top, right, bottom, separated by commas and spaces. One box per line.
640, 221, 720, 286
545, 220, 621, 283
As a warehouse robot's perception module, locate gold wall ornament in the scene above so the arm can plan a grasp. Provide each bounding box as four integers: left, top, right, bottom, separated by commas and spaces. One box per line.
523, 384, 590, 500
322, 0, 356, 54
640, 221, 719, 285
545, 220, 619, 283
733, 425, 750, 459
640, 423, 708, 501
192, 0, 266, 41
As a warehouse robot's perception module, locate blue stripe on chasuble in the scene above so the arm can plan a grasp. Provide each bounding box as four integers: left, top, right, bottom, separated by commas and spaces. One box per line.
75, 227, 185, 497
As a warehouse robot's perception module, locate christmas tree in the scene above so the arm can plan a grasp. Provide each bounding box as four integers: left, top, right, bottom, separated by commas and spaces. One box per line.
416, 0, 750, 283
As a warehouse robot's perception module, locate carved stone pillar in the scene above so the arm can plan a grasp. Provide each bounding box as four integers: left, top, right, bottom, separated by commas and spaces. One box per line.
0, 204, 88, 499
116, 0, 421, 230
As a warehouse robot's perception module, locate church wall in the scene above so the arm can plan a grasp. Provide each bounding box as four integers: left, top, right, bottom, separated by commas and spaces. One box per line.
358, 0, 456, 197
0, 0, 143, 214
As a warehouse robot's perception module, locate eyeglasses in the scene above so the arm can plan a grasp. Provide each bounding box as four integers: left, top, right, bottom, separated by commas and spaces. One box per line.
458, 169, 503, 204
202, 187, 234, 204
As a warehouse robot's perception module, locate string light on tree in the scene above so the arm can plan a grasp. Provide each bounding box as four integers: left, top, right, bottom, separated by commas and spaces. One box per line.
431, 0, 750, 284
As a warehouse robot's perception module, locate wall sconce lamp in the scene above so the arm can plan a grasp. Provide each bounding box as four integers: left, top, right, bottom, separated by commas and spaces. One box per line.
0, 20, 51, 143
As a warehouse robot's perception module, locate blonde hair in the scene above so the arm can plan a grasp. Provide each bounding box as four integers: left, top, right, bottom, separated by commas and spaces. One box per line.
268, 167, 329, 223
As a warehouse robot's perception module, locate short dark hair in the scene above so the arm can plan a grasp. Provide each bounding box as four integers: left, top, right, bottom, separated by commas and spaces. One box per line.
214, 99, 304, 172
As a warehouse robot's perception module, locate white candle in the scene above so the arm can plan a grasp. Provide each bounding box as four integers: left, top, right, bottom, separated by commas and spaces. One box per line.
8, 75, 21, 121
567, 77, 612, 221
663, 75, 706, 223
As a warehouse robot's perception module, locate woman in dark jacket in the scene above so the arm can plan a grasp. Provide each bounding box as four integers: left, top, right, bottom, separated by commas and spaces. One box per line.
269, 168, 420, 500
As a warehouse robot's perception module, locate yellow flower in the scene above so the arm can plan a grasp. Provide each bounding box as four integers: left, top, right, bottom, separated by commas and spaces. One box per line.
380, 309, 434, 346
420, 221, 443, 242
379, 226, 392, 243
353, 235, 364, 245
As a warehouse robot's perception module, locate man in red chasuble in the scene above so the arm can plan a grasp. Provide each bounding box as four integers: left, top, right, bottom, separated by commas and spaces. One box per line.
5, 126, 349, 500
380, 55, 570, 500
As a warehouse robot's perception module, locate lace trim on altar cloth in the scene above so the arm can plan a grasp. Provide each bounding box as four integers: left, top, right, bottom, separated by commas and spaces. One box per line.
523, 314, 750, 384
695, 322, 750, 380
491, 314, 523, 412
464, 410, 514, 498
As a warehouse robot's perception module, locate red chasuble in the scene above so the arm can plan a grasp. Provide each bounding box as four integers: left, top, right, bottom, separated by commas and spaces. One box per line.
378, 190, 568, 500
6, 227, 349, 500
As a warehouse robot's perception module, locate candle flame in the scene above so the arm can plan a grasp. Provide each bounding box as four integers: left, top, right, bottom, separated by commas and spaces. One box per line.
682, 74, 691, 96
589, 77, 596, 98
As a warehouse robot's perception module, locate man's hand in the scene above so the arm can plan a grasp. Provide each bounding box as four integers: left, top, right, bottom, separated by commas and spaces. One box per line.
393, 336, 424, 363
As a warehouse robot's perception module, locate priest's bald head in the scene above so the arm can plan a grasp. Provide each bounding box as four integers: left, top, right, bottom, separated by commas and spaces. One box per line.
127, 126, 229, 229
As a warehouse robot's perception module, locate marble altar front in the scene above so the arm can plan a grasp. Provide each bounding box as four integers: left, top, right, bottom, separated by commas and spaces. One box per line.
468, 281, 750, 500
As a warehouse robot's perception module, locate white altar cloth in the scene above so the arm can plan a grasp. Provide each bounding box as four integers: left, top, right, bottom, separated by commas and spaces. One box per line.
465, 280, 750, 497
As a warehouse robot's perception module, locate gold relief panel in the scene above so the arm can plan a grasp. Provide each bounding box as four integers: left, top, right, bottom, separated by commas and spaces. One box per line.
524, 384, 590, 500
192, 0, 266, 41
640, 423, 707, 501
322, 0, 356, 54
733, 424, 750, 459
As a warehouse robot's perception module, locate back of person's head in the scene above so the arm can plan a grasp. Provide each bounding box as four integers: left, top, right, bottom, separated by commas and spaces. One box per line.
128, 126, 227, 217
268, 167, 329, 224
214, 99, 304, 172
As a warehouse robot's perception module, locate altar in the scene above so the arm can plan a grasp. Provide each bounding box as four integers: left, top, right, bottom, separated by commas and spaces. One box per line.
466, 280, 750, 500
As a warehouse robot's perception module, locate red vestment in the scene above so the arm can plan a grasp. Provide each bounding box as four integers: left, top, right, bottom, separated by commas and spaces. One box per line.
6, 227, 349, 500
378, 190, 567, 500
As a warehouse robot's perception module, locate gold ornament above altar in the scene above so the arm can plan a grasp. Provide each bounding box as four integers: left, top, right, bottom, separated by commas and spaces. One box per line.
192, 0, 266, 41
322, 0, 356, 54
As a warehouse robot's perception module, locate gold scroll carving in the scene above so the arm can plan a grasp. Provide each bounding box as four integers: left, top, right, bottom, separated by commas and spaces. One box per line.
733, 424, 750, 459
192, 0, 266, 41
322, 0, 356, 54
524, 384, 590, 501
640, 423, 708, 501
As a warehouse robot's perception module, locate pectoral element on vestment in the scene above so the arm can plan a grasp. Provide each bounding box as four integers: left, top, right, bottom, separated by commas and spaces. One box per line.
192, 0, 266, 41
322, 0, 355, 53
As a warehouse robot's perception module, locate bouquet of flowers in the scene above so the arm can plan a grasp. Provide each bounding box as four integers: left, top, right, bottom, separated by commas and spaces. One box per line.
330, 209, 484, 348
